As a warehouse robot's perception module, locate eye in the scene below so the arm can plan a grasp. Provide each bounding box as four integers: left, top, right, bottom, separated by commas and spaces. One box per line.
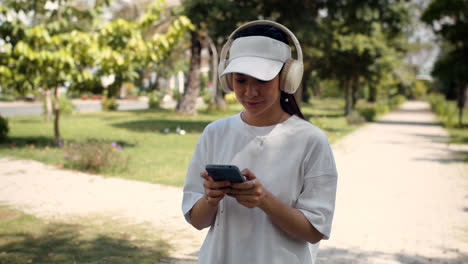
256, 79, 268, 84
235, 78, 246, 84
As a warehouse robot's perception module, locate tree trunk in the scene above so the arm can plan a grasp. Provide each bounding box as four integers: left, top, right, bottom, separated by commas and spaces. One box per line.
206, 36, 218, 103
457, 84, 467, 126
177, 31, 202, 114
344, 78, 352, 116
351, 74, 359, 109
44, 89, 52, 122
368, 84, 377, 103
301, 69, 311, 103
53, 86, 61, 146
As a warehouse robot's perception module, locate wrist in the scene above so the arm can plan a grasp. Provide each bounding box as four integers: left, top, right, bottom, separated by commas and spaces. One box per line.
203, 194, 220, 209
258, 189, 272, 211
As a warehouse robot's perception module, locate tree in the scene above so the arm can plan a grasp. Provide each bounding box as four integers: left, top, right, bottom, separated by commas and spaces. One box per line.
316, 0, 411, 115
0, 0, 192, 145
422, 0, 468, 126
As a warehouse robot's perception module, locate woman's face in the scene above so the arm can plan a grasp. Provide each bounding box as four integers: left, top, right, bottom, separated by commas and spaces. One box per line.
232, 73, 282, 120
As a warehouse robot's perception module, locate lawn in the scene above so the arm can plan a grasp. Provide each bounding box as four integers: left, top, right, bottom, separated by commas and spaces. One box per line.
0, 206, 170, 264
0, 97, 361, 187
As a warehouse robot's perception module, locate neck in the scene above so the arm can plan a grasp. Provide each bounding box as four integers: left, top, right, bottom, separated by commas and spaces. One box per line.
241, 109, 290, 127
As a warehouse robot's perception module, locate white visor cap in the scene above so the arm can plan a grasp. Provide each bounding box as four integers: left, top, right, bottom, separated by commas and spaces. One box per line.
221, 36, 291, 81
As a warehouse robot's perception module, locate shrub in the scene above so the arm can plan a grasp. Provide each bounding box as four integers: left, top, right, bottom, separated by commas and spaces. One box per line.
224, 93, 238, 104
42, 95, 76, 115
389, 95, 406, 110
0, 115, 8, 142
375, 102, 390, 115
0, 94, 15, 102
101, 97, 119, 111
359, 107, 377, 122
346, 111, 366, 125
413, 80, 428, 99
148, 91, 164, 109
427, 94, 457, 128
63, 141, 129, 173
59, 95, 76, 115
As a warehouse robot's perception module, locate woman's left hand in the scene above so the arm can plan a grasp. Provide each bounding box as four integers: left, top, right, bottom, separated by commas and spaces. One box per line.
227, 168, 267, 208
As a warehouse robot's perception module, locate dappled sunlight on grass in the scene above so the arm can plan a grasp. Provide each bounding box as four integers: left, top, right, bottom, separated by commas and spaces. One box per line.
0, 98, 361, 186
0, 206, 170, 264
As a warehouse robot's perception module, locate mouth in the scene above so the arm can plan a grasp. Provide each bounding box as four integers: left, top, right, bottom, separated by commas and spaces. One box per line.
245, 101, 262, 107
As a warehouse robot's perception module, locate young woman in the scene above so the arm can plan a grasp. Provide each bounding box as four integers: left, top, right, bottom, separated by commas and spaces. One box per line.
182, 20, 338, 264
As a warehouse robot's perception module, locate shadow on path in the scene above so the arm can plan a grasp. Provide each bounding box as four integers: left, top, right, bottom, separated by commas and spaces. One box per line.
317, 247, 468, 264
375, 120, 443, 127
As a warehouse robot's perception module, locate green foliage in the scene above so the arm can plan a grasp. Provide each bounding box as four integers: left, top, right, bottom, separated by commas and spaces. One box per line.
101, 97, 119, 111
43, 95, 76, 115
427, 94, 457, 128
59, 95, 76, 115
63, 141, 129, 173
148, 91, 164, 109
358, 107, 377, 122
0, 115, 8, 142
389, 95, 406, 110
224, 93, 238, 105
346, 111, 366, 125
319, 80, 342, 98
413, 80, 428, 99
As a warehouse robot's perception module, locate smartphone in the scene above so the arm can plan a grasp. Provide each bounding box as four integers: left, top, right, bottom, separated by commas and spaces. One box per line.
205, 164, 246, 183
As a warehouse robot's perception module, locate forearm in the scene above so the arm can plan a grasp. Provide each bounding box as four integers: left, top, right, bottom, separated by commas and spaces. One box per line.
259, 191, 324, 244
189, 195, 219, 230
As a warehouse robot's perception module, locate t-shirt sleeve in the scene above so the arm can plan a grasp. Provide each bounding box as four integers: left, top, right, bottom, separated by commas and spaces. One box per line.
181, 126, 210, 224
295, 133, 338, 240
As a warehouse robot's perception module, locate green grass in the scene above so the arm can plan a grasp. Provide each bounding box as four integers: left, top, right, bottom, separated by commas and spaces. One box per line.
0, 98, 362, 187
446, 106, 468, 145
0, 206, 170, 264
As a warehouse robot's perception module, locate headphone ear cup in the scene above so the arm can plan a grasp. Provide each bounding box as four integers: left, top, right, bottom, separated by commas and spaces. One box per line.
220, 73, 233, 93
219, 60, 234, 93
280, 59, 303, 94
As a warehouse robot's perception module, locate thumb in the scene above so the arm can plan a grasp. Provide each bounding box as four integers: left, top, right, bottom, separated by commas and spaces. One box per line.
241, 168, 257, 181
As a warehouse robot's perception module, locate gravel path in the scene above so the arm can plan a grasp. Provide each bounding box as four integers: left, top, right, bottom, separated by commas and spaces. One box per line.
0, 101, 467, 263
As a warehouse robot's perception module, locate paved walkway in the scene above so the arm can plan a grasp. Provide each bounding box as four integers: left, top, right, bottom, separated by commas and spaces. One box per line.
0, 101, 467, 263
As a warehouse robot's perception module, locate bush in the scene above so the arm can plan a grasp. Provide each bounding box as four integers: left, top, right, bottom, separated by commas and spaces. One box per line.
413, 80, 428, 99
224, 93, 238, 104
0, 115, 8, 142
346, 111, 366, 125
375, 102, 390, 115
63, 141, 129, 173
148, 91, 164, 109
59, 95, 76, 115
101, 97, 119, 111
359, 107, 377, 122
389, 95, 406, 110
427, 94, 457, 128
43, 95, 76, 115
0, 94, 15, 102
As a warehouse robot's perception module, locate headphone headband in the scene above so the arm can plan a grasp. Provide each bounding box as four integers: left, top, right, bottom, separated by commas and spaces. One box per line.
219, 20, 304, 94
219, 20, 303, 67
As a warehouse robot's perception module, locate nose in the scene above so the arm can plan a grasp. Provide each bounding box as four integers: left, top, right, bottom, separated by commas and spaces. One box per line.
244, 81, 259, 97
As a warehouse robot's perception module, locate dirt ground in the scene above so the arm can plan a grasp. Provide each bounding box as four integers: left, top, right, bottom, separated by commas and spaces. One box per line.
0, 101, 467, 263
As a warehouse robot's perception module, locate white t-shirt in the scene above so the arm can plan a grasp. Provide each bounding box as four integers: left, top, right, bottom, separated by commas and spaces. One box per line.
182, 113, 337, 264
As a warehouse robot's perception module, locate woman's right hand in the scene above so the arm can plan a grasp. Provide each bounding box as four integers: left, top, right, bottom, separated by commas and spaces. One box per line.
200, 170, 231, 207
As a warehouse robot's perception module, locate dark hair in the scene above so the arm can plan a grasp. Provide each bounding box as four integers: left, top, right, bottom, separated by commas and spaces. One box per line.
233, 25, 305, 120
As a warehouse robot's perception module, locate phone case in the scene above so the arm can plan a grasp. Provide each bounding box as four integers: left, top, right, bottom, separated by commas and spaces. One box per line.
205, 164, 246, 183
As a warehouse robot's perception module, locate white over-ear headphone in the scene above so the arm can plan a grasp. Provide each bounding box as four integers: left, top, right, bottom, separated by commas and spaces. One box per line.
218, 20, 304, 94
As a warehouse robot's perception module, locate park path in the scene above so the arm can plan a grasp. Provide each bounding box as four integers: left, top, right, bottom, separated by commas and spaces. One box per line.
0, 101, 467, 263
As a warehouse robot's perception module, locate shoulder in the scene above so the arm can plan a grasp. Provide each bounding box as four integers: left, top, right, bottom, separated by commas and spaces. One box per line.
286, 115, 329, 144
203, 114, 240, 136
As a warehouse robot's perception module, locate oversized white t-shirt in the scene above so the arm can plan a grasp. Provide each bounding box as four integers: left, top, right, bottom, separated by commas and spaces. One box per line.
182, 113, 338, 264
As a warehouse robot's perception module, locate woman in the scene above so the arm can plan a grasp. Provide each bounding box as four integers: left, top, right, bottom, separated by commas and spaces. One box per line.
182, 20, 337, 264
